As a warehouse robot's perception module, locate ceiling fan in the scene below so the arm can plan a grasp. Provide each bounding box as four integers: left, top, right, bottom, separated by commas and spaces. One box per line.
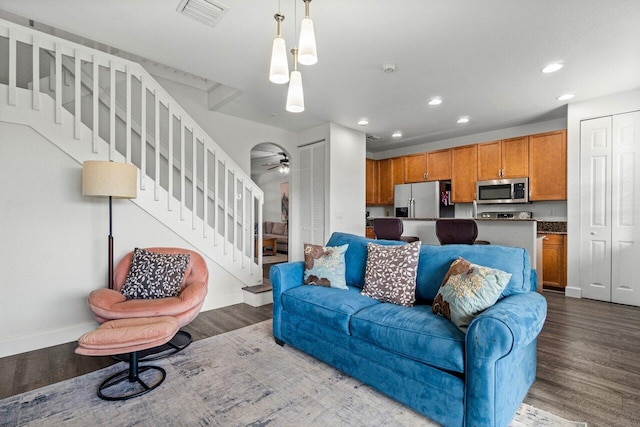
262, 152, 290, 173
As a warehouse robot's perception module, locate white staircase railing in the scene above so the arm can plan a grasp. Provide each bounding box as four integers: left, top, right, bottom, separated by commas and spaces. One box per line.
0, 18, 264, 286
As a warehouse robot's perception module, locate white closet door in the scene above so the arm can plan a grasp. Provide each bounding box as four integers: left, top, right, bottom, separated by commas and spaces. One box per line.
611, 111, 640, 305
580, 116, 612, 301
299, 141, 326, 246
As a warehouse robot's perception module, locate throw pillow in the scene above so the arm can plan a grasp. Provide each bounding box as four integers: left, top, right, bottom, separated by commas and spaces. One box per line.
121, 248, 190, 299
272, 222, 286, 235
303, 243, 349, 289
360, 241, 421, 307
432, 257, 512, 332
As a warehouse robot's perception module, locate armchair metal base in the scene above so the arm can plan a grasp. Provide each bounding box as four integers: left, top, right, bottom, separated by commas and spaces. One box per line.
114, 330, 192, 362
98, 351, 166, 401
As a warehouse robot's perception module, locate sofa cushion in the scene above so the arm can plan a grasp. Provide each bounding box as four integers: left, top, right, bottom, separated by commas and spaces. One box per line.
351, 303, 465, 373
264, 221, 274, 234
326, 232, 405, 288
415, 244, 531, 303
281, 285, 380, 335
361, 241, 421, 306
432, 257, 512, 332
303, 243, 349, 289
272, 222, 287, 235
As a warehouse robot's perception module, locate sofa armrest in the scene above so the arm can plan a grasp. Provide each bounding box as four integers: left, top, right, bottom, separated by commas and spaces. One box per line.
464, 292, 547, 426
270, 261, 304, 341
466, 292, 547, 360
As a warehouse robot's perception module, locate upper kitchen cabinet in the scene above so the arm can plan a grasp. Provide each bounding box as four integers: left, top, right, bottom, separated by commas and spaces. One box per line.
366, 158, 377, 205
477, 137, 528, 180
377, 158, 394, 205
404, 153, 428, 182
529, 130, 567, 200
391, 156, 406, 186
452, 144, 478, 203
426, 149, 452, 181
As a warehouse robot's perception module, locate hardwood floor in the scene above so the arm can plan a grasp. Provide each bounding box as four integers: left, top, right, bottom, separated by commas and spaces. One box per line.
1, 294, 639, 426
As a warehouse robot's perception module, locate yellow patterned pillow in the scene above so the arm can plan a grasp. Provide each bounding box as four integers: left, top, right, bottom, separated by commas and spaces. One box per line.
432, 257, 511, 332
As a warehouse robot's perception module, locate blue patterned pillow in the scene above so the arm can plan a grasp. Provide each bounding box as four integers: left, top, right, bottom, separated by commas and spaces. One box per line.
303, 243, 349, 289
432, 257, 512, 332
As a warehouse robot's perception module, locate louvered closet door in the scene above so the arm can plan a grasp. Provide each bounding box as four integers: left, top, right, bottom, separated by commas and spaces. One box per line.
611, 111, 640, 306
299, 140, 326, 246
580, 116, 612, 301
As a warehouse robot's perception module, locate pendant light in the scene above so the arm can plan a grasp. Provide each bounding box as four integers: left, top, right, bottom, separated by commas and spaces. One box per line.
298, 0, 317, 65
269, 13, 289, 84
286, 48, 304, 113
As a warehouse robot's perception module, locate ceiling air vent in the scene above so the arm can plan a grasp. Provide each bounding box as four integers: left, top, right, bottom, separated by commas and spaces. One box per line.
366, 134, 381, 143
177, 0, 229, 28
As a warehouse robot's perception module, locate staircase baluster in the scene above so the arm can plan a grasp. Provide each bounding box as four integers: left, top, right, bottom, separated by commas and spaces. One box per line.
154, 89, 160, 201
192, 134, 197, 230
140, 78, 146, 189
109, 60, 115, 160
203, 145, 209, 238
55, 43, 62, 124
125, 65, 132, 162
168, 108, 174, 212
8, 29, 16, 106
213, 151, 218, 246
180, 124, 186, 221
74, 50, 81, 140
224, 161, 228, 255
92, 56, 99, 153
32, 36, 40, 110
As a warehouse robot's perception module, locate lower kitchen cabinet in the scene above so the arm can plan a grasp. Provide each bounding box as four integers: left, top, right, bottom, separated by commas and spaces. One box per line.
539, 233, 567, 289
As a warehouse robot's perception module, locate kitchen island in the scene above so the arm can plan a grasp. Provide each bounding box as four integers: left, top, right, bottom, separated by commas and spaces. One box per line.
374, 217, 538, 268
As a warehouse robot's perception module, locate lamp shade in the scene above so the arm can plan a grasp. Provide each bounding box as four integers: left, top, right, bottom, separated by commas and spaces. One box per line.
286, 70, 304, 113
82, 161, 137, 199
269, 37, 290, 84
298, 18, 317, 65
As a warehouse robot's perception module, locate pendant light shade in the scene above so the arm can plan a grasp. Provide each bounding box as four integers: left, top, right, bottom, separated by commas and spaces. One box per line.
269, 13, 289, 84
286, 70, 304, 113
298, 0, 317, 65
286, 48, 304, 113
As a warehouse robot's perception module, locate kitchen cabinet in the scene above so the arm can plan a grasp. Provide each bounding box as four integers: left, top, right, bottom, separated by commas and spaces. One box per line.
451, 144, 478, 203
404, 153, 428, 182
377, 159, 394, 205
366, 158, 377, 205
529, 130, 566, 200
539, 233, 566, 289
365, 227, 375, 239
477, 137, 528, 180
426, 149, 452, 181
391, 156, 405, 186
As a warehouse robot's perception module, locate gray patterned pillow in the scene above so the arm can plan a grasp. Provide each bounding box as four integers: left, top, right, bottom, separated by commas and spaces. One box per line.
121, 248, 190, 299
361, 241, 421, 307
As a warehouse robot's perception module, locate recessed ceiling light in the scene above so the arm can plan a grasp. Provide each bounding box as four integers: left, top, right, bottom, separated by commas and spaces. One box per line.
457, 117, 469, 124
557, 93, 575, 101
392, 131, 402, 138
428, 97, 442, 106
358, 119, 369, 126
542, 63, 563, 73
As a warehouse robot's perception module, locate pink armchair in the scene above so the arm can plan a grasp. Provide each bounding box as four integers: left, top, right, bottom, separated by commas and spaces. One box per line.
87, 247, 209, 358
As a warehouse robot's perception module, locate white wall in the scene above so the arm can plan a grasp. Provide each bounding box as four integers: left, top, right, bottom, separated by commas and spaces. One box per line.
0, 122, 245, 357
252, 170, 289, 223
566, 88, 640, 298
328, 123, 366, 236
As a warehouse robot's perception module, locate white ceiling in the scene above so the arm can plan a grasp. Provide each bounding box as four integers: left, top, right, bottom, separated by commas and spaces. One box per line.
1, 0, 639, 153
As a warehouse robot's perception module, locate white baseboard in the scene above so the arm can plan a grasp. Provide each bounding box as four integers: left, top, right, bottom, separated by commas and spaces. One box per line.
0, 322, 97, 359
565, 286, 582, 298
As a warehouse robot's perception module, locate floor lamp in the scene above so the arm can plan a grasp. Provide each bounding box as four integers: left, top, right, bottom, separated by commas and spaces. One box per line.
82, 161, 137, 289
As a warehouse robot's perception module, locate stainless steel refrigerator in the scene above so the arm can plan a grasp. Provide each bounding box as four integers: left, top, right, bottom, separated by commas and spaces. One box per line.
394, 182, 440, 218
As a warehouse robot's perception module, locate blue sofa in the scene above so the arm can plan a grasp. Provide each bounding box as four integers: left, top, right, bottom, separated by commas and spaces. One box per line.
270, 232, 547, 427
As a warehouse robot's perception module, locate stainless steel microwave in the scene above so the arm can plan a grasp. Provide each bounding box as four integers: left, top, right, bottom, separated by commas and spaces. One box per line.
476, 177, 529, 204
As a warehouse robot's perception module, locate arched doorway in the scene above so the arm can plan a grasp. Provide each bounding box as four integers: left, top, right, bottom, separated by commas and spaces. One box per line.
250, 143, 291, 281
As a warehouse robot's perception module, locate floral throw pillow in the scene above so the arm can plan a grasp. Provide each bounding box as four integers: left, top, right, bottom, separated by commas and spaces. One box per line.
432, 257, 512, 332
361, 241, 421, 307
121, 248, 190, 299
303, 243, 349, 289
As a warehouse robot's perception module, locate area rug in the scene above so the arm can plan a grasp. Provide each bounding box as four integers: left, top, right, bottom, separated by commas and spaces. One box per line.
262, 253, 288, 265
0, 321, 586, 427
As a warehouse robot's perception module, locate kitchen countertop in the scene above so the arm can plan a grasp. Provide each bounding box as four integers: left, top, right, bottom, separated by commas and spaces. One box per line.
369, 217, 536, 222
537, 221, 567, 234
